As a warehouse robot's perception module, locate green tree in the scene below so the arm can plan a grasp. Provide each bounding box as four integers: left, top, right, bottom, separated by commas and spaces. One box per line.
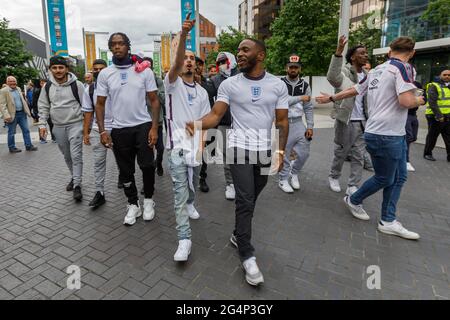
266, 0, 340, 76
71, 61, 86, 81
0, 18, 38, 86
421, 0, 450, 39
205, 26, 249, 66
349, 11, 383, 67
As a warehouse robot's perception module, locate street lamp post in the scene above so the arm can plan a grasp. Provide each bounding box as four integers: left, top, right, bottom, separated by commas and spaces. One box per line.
41, 0, 51, 66
338, 0, 351, 56
195, 0, 200, 56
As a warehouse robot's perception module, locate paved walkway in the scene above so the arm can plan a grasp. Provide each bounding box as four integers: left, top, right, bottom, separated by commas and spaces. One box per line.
0, 127, 449, 300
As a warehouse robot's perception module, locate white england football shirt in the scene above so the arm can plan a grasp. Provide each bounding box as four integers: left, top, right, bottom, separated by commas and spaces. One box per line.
96, 65, 158, 129
216, 72, 289, 151
356, 59, 417, 136
164, 76, 210, 152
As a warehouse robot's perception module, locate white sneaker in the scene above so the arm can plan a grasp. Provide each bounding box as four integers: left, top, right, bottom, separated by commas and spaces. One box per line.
378, 220, 420, 240
407, 162, 416, 172
242, 257, 264, 286
186, 203, 200, 220
346, 186, 358, 196
279, 179, 294, 193
329, 177, 341, 193
290, 175, 300, 190
123, 204, 142, 226
174, 239, 192, 262
225, 184, 235, 200
343, 196, 370, 221
143, 199, 155, 221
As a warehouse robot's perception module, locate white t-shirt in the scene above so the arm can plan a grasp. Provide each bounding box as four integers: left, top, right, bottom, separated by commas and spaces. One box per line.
164, 76, 210, 154
81, 84, 113, 131
216, 72, 289, 151
356, 59, 417, 136
350, 72, 366, 121
96, 65, 158, 129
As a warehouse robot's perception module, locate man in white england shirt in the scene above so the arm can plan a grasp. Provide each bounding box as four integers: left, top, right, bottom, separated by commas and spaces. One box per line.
317, 37, 425, 240
187, 38, 289, 286
96, 33, 160, 226
165, 15, 210, 262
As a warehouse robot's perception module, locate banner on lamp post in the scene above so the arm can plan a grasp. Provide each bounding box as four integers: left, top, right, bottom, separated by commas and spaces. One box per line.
84, 32, 96, 71
99, 49, 108, 62
47, 0, 69, 56
180, 0, 197, 54
153, 52, 162, 77
161, 33, 172, 73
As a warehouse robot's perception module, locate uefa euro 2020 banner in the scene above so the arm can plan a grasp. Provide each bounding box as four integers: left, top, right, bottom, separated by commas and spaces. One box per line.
47, 0, 69, 56
181, 0, 197, 54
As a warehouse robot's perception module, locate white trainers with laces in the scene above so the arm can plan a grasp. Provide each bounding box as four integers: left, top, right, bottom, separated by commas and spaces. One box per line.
225, 184, 235, 200
407, 162, 416, 172
343, 196, 370, 221
346, 186, 358, 196
378, 220, 420, 240
242, 257, 264, 286
279, 180, 294, 193
290, 175, 300, 190
174, 239, 192, 262
143, 199, 156, 221
186, 203, 200, 220
329, 177, 342, 193
123, 204, 142, 226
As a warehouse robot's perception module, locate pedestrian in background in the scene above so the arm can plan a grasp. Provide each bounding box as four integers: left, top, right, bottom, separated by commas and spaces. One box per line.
0, 76, 38, 153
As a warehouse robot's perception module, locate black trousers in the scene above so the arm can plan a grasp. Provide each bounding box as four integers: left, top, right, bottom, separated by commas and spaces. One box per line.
156, 125, 164, 168
424, 116, 450, 158
405, 114, 419, 162
200, 134, 216, 180
229, 148, 270, 262
111, 122, 155, 205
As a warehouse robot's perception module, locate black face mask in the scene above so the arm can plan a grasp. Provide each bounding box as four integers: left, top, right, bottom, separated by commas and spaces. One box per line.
93, 72, 100, 81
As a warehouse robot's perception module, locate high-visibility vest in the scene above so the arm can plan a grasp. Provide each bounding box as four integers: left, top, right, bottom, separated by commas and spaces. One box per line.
425, 82, 450, 115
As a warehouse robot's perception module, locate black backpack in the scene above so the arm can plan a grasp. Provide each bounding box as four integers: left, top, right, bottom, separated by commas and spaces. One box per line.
45, 81, 81, 106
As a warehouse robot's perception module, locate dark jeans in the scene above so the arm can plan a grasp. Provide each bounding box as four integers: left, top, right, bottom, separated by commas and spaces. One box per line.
405, 114, 419, 162
199, 137, 216, 180
424, 116, 450, 158
111, 122, 155, 205
230, 148, 270, 262
156, 124, 164, 168
351, 133, 407, 223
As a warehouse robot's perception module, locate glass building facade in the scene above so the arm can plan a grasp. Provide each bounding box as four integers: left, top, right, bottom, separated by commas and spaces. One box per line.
380, 0, 450, 84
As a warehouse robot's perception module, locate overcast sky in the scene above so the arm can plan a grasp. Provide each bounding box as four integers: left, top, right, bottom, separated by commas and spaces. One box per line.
0, 0, 242, 57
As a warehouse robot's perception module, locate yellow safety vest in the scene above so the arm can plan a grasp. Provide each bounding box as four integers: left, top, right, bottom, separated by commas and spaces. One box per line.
425, 82, 450, 115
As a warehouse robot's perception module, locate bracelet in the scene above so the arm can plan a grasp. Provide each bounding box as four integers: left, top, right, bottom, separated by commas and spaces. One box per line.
329, 96, 335, 102
275, 150, 285, 156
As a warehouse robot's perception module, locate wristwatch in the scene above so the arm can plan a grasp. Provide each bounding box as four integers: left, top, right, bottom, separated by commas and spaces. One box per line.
329, 96, 336, 102
275, 150, 285, 156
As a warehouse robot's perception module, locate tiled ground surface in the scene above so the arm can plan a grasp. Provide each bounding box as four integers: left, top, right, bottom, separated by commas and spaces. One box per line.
0, 128, 449, 300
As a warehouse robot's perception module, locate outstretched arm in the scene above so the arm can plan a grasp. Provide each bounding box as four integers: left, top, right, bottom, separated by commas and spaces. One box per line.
186, 101, 229, 135
168, 13, 196, 84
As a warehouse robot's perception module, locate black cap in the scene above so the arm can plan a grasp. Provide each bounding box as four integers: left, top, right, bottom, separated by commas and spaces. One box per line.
287, 54, 301, 67
92, 59, 107, 67
195, 56, 204, 65
49, 55, 68, 67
